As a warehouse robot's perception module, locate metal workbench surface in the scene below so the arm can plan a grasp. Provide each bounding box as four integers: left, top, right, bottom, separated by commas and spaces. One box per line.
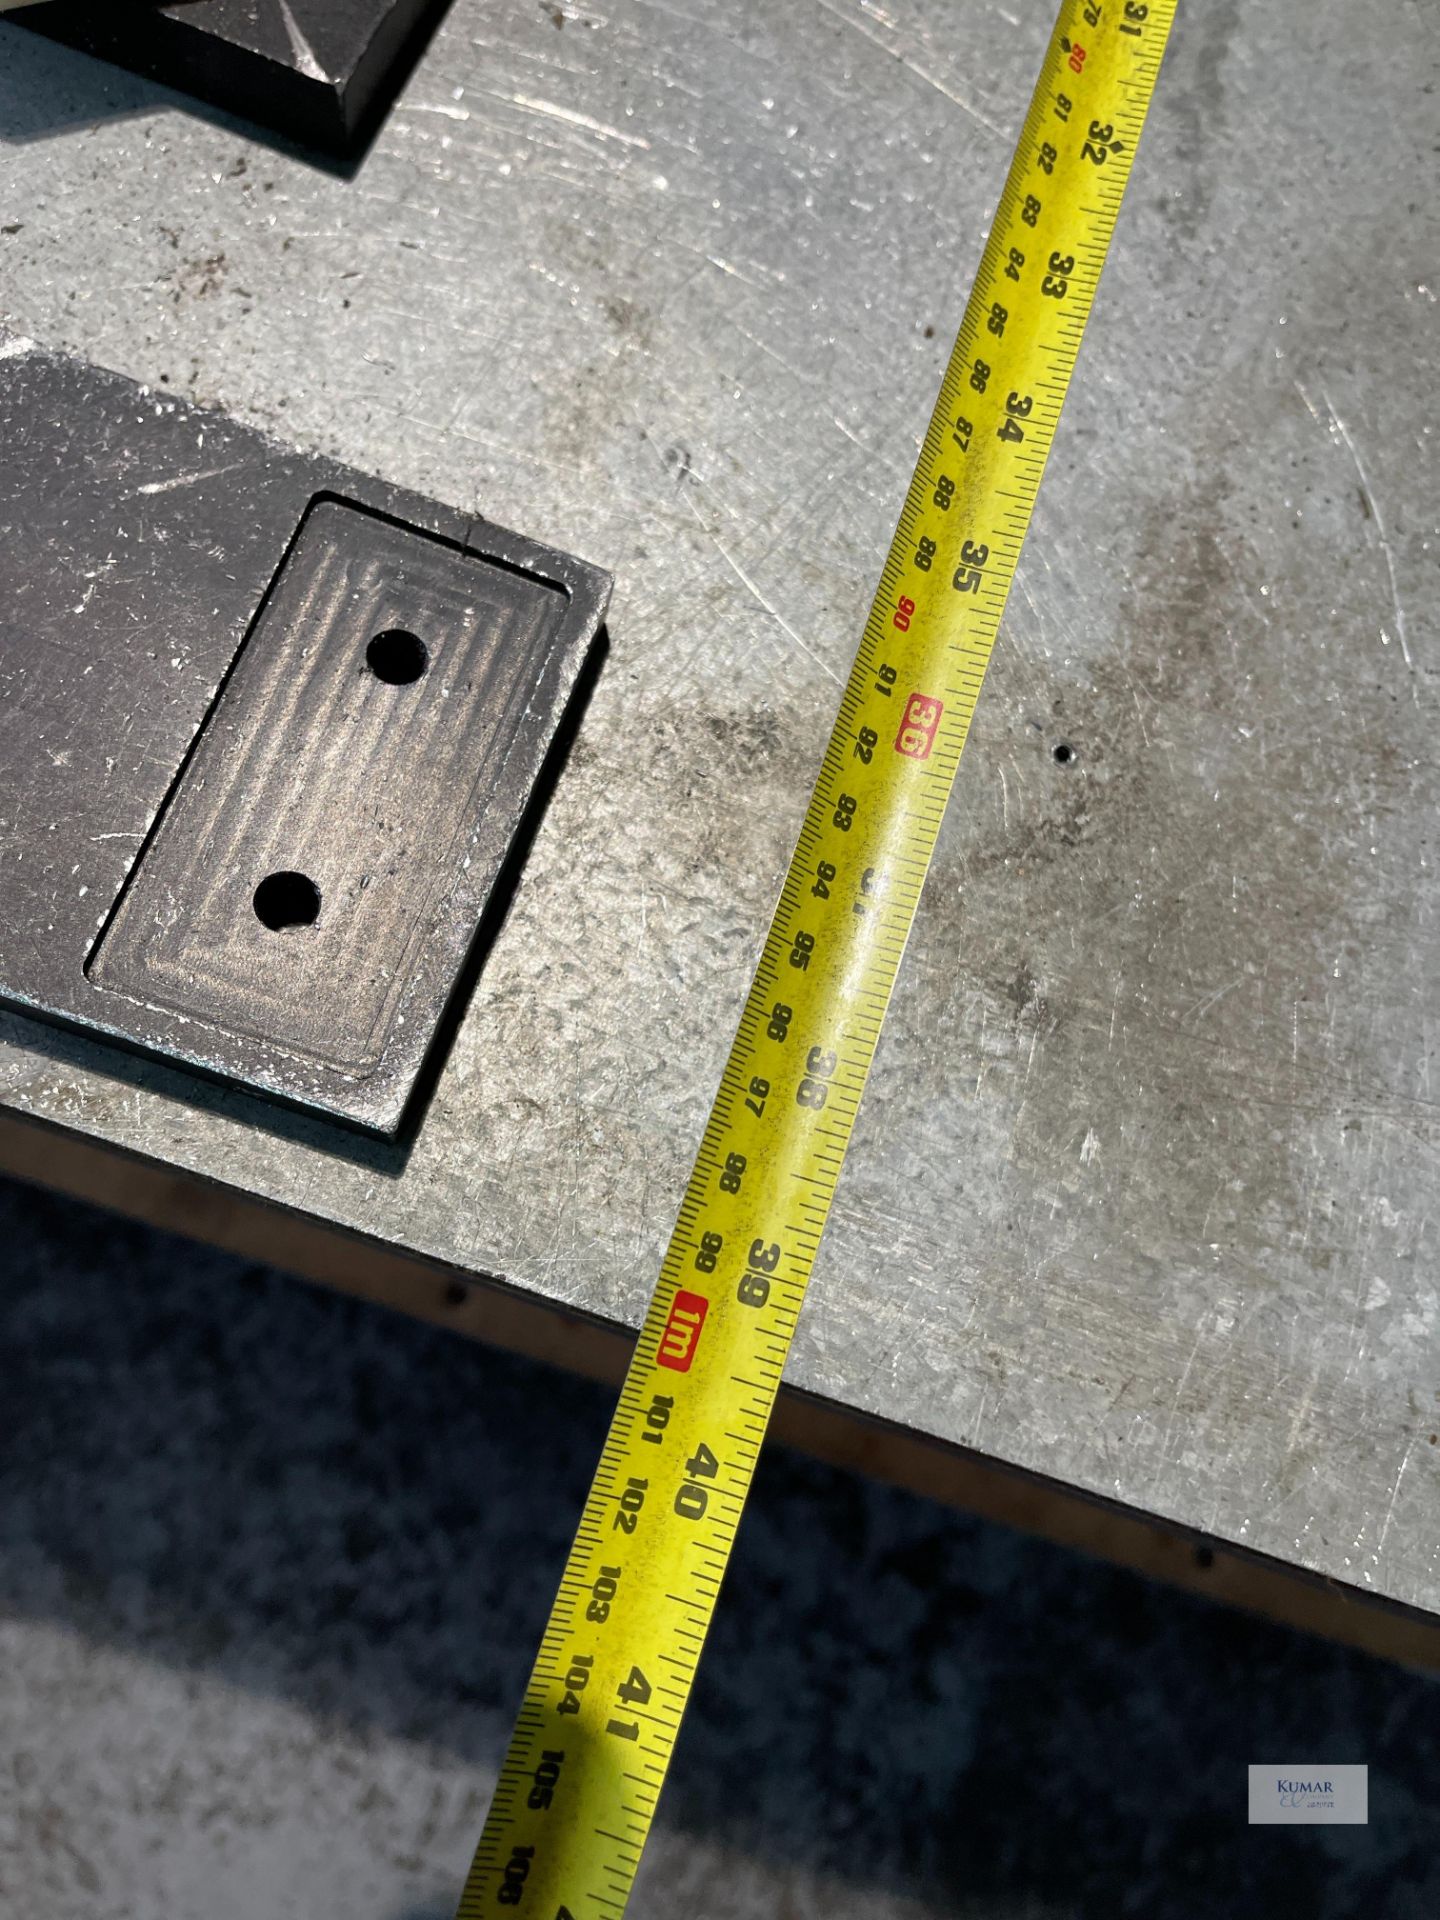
2, 2, 1437, 1621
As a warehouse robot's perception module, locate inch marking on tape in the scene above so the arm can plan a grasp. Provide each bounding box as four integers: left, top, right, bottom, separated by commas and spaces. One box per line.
458, 4, 1176, 1913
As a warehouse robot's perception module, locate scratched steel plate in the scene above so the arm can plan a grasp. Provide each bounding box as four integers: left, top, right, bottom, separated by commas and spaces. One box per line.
1, 2, 1437, 1621
0, 339, 609, 1133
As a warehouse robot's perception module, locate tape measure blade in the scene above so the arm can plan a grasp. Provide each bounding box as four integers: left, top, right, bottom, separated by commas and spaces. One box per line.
458, 4, 1177, 1914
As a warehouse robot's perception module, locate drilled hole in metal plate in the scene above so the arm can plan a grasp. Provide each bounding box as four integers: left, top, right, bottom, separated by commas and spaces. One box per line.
1052, 740, 1076, 766
253, 870, 321, 931
366, 628, 428, 685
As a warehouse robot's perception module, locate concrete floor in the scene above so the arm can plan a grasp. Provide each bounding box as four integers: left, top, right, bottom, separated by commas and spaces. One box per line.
1, 1172, 1437, 1920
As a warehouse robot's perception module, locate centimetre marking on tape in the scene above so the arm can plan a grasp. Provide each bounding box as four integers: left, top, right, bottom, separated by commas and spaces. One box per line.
457, 3, 1177, 1914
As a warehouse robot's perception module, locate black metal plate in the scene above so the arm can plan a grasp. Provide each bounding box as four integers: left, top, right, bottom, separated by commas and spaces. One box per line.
0, 332, 610, 1134
12, 0, 452, 155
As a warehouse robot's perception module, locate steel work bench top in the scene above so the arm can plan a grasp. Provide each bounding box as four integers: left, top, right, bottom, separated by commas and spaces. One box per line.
2, 1, 1437, 1641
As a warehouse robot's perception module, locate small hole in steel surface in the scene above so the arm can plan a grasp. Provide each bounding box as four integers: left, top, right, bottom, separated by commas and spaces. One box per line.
366, 629, 429, 685
1052, 741, 1076, 766
1193, 1545, 1215, 1570
253, 870, 321, 932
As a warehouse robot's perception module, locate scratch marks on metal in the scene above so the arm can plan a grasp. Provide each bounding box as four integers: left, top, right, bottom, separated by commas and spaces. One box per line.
811, 0, 1008, 139
133, 463, 248, 497
680, 484, 841, 686
509, 91, 653, 150
1302, 379, 1415, 676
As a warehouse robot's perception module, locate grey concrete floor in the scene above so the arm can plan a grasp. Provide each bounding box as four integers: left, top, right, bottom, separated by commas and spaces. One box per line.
1, 1173, 1437, 1920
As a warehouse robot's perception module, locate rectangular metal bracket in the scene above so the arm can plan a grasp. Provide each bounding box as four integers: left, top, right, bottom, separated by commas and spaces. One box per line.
0, 334, 610, 1134
12, 0, 453, 155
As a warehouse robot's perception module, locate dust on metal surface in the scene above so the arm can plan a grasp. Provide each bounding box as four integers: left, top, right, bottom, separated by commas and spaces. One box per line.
0, 0, 1436, 1618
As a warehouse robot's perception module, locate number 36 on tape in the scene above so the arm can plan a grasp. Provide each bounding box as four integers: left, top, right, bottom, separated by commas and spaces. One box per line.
896, 692, 944, 759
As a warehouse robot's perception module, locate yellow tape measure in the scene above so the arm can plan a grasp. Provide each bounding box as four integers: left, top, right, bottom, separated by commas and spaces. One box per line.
459, 5, 1176, 1912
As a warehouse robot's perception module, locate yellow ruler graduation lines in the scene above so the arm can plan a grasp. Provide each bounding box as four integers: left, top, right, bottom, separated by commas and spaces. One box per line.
457, 4, 1176, 1914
